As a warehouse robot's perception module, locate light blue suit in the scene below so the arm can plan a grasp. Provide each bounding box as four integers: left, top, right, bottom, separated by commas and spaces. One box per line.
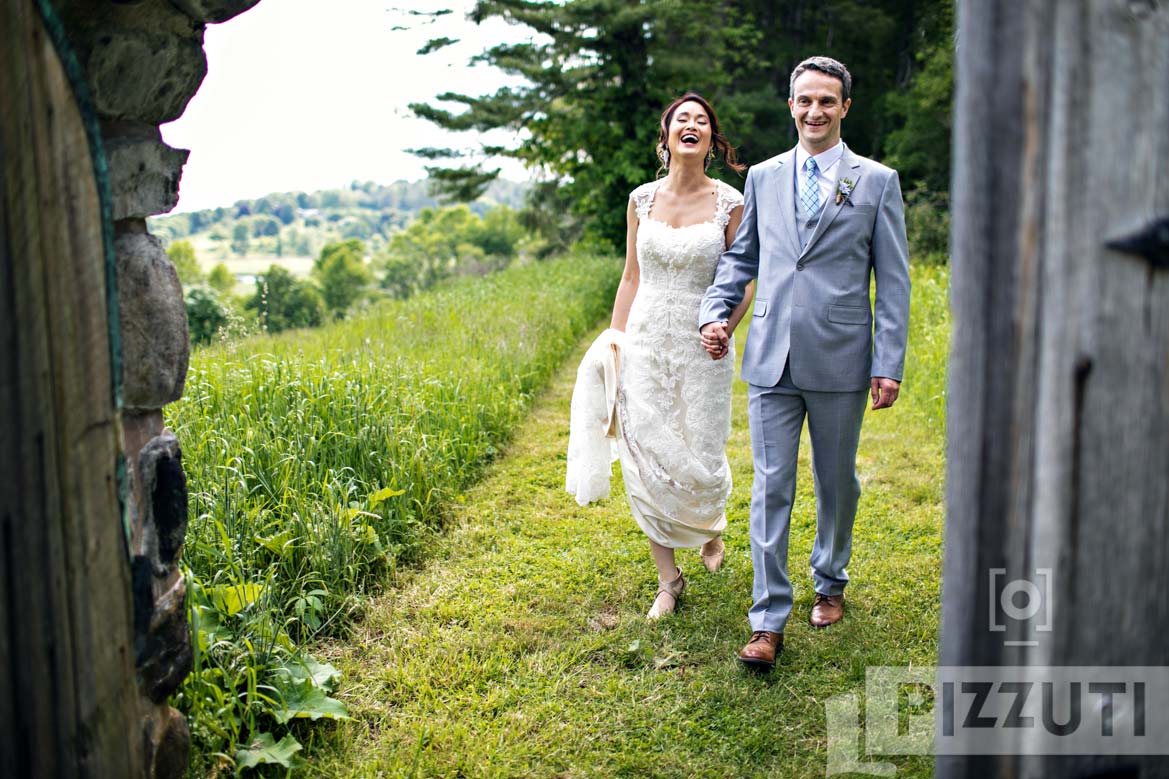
700, 143, 910, 633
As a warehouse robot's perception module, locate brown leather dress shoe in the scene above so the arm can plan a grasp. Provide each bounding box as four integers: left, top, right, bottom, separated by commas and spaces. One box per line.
810, 593, 844, 628
738, 630, 783, 670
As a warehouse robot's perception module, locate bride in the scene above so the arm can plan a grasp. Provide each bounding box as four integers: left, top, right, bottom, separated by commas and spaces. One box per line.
570, 93, 753, 619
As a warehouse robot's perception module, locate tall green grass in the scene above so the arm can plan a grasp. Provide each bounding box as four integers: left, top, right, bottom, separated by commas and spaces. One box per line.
899, 263, 949, 436
167, 257, 619, 772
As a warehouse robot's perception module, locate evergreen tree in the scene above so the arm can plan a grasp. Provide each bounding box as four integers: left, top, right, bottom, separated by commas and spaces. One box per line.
410, 0, 954, 249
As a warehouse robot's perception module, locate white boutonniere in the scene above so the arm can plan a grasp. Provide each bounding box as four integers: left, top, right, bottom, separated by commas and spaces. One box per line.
835, 178, 854, 205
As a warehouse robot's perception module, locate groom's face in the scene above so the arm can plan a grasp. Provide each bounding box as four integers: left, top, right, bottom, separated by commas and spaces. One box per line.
788, 70, 851, 153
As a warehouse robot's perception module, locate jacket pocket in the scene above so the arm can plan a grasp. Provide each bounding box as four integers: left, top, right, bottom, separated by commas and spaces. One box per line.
827, 304, 870, 325
753, 299, 768, 317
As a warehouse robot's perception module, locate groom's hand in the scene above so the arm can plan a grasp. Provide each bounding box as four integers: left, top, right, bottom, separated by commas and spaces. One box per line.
701, 322, 729, 360
871, 377, 900, 410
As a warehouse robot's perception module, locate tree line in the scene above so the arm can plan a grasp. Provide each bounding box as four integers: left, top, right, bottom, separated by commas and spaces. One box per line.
174, 203, 531, 344
410, 0, 953, 260
148, 178, 528, 264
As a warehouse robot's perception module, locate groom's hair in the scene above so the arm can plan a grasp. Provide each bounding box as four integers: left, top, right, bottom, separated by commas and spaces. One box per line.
789, 56, 852, 101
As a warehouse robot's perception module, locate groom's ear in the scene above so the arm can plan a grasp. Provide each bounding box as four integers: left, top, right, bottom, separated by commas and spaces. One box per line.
840, 98, 851, 118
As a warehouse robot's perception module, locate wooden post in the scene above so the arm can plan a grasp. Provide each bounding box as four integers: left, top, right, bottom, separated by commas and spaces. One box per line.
0, 1, 142, 777
943, 0, 1169, 776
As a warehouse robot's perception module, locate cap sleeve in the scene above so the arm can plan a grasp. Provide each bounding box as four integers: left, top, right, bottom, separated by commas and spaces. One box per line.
629, 181, 659, 221
713, 180, 744, 229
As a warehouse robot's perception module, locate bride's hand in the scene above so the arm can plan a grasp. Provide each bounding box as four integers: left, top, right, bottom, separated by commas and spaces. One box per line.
701, 322, 729, 360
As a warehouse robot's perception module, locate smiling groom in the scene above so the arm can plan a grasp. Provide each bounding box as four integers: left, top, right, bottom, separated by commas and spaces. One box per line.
699, 56, 911, 671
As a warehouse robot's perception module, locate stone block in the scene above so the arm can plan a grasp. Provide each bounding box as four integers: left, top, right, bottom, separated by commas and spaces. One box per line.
139, 432, 189, 565
58, 0, 207, 124
105, 123, 189, 219
168, 0, 263, 24
115, 232, 189, 410
135, 570, 192, 703
151, 707, 190, 779
122, 409, 164, 464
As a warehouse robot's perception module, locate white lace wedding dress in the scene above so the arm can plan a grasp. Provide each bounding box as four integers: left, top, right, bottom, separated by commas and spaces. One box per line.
614, 178, 743, 548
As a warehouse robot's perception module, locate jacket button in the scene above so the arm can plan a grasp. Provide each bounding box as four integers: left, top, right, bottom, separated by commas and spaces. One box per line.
796, 263, 805, 271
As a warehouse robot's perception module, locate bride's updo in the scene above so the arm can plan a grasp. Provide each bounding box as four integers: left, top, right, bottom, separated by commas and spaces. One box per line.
655, 92, 746, 175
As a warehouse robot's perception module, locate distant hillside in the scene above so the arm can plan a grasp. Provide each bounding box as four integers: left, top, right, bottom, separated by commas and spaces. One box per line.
147, 178, 528, 267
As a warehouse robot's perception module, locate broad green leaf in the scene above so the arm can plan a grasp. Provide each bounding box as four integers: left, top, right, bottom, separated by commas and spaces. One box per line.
355, 523, 383, 549
189, 603, 233, 651
342, 507, 379, 522
272, 656, 342, 691
369, 486, 406, 507
255, 529, 296, 555
205, 583, 264, 615
235, 732, 303, 769
271, 679, 350, 724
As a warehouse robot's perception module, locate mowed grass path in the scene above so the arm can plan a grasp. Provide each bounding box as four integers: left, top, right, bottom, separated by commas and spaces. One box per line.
310, 270, 947, 778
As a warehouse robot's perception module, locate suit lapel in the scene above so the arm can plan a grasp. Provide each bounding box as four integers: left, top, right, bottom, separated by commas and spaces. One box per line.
798, 144, 864, 261
773, 149, 801, 258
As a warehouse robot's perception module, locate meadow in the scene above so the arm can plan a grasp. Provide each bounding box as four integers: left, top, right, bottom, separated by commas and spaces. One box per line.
166, 256, 620, 772
306, 263, 950, 778
170, 258, 949, 776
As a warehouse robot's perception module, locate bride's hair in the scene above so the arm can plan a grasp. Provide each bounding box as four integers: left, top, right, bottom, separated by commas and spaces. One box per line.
655, 92, 746, 176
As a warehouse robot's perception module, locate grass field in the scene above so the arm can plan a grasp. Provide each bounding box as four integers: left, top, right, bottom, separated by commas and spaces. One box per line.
166, 256, 621, 773
302, 265, 950, 778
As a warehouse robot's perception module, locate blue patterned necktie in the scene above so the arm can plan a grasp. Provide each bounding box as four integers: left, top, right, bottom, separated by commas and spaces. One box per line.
800, 157, 821, 217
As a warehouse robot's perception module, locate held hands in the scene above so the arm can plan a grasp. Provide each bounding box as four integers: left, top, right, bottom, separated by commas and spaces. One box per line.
871, 377, 900, 410
701, 322, 729, 360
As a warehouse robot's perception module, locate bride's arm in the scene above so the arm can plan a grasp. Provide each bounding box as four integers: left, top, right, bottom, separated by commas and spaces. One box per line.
723, 205, 755, 336
609, 199, 641, 331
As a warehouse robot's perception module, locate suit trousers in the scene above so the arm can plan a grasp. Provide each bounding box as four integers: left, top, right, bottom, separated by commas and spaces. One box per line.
746, 364, 868, 633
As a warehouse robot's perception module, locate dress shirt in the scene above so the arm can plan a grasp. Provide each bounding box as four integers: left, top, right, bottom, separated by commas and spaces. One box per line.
795, 140, 844, 210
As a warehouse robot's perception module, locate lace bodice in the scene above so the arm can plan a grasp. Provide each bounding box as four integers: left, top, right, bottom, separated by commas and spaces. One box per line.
565, 178, 741, 534
630, 179, 743, 296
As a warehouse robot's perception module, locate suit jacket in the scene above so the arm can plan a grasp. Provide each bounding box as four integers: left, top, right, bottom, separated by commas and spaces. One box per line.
699, 143, 911, 391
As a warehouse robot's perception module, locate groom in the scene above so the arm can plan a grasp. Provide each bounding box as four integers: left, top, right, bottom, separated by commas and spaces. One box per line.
699, 56, 911, 670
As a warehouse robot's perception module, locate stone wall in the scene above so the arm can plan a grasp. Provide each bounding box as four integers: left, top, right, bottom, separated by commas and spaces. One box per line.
55, 1, 262, 776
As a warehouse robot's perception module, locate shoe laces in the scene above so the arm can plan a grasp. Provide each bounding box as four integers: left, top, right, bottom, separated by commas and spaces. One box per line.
749, 630, 772, 644
813, 593, 839, 606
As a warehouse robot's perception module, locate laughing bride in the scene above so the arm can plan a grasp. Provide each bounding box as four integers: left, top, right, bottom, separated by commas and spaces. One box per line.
568, 92, 753, 619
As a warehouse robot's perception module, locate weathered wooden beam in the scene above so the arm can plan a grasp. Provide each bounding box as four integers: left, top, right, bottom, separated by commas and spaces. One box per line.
0, 1, 141, 776
943, 0, 1169, 775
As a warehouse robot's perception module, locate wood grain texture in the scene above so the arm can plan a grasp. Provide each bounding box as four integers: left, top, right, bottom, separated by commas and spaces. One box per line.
942, 0, 1169, 776
0, 1, 141, 777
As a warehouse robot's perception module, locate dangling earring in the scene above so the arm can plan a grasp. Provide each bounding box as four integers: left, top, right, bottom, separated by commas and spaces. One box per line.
657, 145, 669, 168
706, 146, 717, 169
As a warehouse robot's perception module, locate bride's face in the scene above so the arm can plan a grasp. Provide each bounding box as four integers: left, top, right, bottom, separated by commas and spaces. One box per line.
666, 100, 713, 163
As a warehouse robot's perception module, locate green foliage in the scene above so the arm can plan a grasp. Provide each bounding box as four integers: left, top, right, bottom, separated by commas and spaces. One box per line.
314, 240, 373, 316
231, 222, 250, 256
883, 5, 955, 193
376, 204, 527, 298
412, 0, 954, 248
207, 262, 236, 294
166, 239, 203, 286
185, 287, 230, 345
148, 180, 529, 262
251, 215, 281, 237
167, 256, 620, 773
246, 265, 325, 333
236, 733, 304, 770
904, 186, 951, 264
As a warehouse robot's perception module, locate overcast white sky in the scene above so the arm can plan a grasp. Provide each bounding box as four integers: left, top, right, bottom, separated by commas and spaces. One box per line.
161, 0, 534, 212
